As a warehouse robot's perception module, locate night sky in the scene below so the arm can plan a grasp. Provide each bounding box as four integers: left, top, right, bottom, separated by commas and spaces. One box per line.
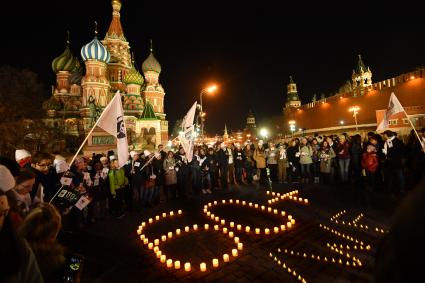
1, 1, 424, 135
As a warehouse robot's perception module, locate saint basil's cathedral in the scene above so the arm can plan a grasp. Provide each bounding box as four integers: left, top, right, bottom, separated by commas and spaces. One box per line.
44, 0, 168, 154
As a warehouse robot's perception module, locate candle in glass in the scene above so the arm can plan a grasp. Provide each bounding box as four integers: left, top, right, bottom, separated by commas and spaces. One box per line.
160, 255, 166, 263
166, 259, 173, 268
200, 262, 206, 272
212, 258, 219, 268
237, 243, 243, 250
232, 249, 238, 257
174, 261, 181, 269
223, 254, 230, 262
184, 262, 191, 271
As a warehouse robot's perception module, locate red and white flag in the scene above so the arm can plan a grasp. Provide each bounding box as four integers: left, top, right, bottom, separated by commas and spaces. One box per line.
179, 102, 197, 162
97, 91, 128, 168
377, 92, 405, 131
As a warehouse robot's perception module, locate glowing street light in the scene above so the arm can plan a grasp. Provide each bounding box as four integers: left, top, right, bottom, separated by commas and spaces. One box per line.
340, 120, 344, 125
260, 128, 268, 139
288, 120, 296, 137
348, 106, 360, 131
200, 84, 218, 142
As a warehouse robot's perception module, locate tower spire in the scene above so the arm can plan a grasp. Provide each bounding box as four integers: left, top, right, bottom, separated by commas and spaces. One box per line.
150, 39, 153, 53
94, 21, 98, 36
66, 30, 70, 45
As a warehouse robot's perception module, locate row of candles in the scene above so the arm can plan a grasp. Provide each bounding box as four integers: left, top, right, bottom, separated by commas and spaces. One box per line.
319, 224, 371, 250
269, 252, 307, 283
330, 210, 387, 234
203, 199, 295, 235
277, 246, 362, 267
266, 190, 309, 205
137, 209, 243, 272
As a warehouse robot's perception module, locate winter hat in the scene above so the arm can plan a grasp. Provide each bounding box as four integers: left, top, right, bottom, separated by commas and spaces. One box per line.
130, 151, 138, 158
15, 149, 31, 161
109, 155, 117, 161
144, 150, 151, 157
0, 165, 16, 192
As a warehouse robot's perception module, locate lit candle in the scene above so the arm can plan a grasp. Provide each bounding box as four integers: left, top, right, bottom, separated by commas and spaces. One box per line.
168, 232, 173, 239
229, 199, 233, 203
267, 191, 270, 195
255, 228, 260, 234
288, 215, 293, 220
261, 206, 265, 211
229, 231, 234, 238
273, 209, 278, 214
160, 255, 166, 263
215, 217, 219, 222
249, 202, 253, 207
156, 250, 161, 258
155, 215, 160, 220
178, 210, 182, 215
245, 226, 250, 233
148, 242, 154, 249
237, 243, 243, 250
207, 211, 211, 216
254, 204, 259, 208
170, 211, 174, 216
291, 219, 295, 225
166, 259, 173, 268
222, 199, 226, 204
232, 249, 238, 257
274, 227, 279, 234
214, 225, 219, 230
304, 199, 308, 204
203, 208, 208, 213
143, 238, 148, 245
162, 212, 167, 217
221, 219, 225, 225
140, 234, 145, 240
280, 224, 286, 231
200, 262, 207, 272
161, 235, 167, 242
193, 224, 198, 231
236, 200, 240, 204
237, 224, 242, 231
212, 258, 219, 268
174, 261, 181, 269
287, 222, 292, 229
184, 262, 191, 272
210, 215, 215, 220
267, 207, 272, 212
265, 228, 270, 235
223, 227, 228, 234
149, 218, 153, 223
281, 211, 286, 216
141, 222, 146, 227
234, 237, 239, 243
223, 254, 230, 262
137, 229, 142, 235
214, 201, 217, 205
204, 224, 209, 230
154, 246, 159, 253
230, 222, 235, 228
208, 202, 212, 207
176, 229, 181, 235
185, 226, 190, 232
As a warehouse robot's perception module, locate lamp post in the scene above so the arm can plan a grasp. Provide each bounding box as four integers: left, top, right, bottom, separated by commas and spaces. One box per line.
348, 106, 360, 131
200, 85, 217, 142
288, 120, 296, 138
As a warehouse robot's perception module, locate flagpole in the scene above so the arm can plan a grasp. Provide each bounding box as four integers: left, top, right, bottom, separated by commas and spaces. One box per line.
50, 91, 121, 203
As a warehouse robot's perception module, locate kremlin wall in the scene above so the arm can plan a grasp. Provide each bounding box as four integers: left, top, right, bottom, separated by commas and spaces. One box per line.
283, 56, 425, 138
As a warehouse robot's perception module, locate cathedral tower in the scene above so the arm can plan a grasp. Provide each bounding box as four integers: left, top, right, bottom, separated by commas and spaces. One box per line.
285, 76, 301, 108
352, 54, 372, 95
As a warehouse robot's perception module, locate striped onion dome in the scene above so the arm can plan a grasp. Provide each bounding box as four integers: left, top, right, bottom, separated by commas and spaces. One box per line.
52, 44, 76, 73
80, 36, 110, 63
142, 52, 161, 74
123, 65, 144, 85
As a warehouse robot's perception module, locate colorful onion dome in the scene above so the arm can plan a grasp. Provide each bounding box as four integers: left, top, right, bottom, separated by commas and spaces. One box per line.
142, 40, 161, 74
124, 65, 144, 85
81, 35, 110, 63
52, 41, 77, 73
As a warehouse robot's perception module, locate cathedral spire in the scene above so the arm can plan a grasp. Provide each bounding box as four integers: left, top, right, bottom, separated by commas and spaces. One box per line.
150, 39, 153, 53
105, 0, 126, 40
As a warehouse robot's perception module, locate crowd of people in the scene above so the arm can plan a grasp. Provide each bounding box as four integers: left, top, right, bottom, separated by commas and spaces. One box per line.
1, 127, 425, 282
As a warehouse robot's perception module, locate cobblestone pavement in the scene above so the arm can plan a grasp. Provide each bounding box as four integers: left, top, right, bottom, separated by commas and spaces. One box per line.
59, 182, 399, 283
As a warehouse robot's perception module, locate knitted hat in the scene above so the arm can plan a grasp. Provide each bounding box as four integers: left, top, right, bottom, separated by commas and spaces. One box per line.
15, 149, 31, 161
0, 165, 16, 192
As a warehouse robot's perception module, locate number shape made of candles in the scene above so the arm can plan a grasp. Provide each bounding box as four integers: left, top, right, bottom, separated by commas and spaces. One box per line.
266, 189, 309, 205
137, 210, 243, 272
203, 199, 295, 235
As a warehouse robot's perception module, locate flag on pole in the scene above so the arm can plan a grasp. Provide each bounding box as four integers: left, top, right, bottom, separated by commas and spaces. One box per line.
179, 102, 197, 162
97, 91, 129, 168
377, 92, 405, 131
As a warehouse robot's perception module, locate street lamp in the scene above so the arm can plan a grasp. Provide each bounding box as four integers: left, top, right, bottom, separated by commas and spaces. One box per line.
340, 120, 344, 125
288, 120, 296, 138
348, 106, 360, 131
200, 85, 218, 142
260, 128, 268, 139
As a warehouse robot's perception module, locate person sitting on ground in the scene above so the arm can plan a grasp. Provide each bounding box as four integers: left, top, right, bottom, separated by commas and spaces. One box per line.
19, 203, 66, 283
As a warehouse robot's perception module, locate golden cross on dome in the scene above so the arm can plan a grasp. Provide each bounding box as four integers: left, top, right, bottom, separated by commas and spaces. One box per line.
150, 39, 153, 53
66, 30, 70, 45
94, 21, 98, 36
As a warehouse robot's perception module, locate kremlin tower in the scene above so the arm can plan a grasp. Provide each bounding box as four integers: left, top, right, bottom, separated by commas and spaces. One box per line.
44, 0, 169, 153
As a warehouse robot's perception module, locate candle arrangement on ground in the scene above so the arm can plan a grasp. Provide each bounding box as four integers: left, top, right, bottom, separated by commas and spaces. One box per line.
137, 210, 243, 272
330, 210, 388, 234
266, 190, 309, 205
269, 251, 307, 283
203, 199, 295, 236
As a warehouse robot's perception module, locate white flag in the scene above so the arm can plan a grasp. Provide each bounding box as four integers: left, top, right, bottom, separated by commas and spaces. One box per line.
97, 91, 129, 168
179, 102, 197, 162
377, 92, 405, 131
